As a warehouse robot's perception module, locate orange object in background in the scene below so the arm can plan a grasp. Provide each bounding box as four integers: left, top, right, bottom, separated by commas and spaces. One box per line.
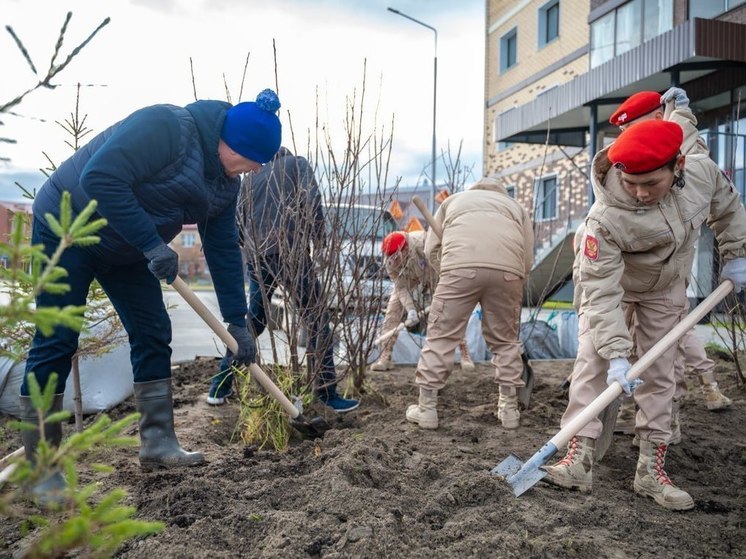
389, 200, 404, 220
405, 216, 424, 232
435, 189, 450, 204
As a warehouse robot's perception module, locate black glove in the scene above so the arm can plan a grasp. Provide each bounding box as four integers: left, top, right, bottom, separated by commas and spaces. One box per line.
144, 243, 179, 284
226, 323, 257, 365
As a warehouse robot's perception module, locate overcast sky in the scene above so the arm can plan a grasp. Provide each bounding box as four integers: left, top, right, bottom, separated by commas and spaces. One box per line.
0, 0, 485, 203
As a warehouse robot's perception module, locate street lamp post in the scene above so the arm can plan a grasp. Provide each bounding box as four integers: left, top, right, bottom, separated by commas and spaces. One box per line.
387, 7, 438, 213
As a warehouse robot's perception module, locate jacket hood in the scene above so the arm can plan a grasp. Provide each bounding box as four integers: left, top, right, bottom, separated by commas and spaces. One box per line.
185, 100, 232, 181
469, 177, 509, 195
591, 146, 672, 212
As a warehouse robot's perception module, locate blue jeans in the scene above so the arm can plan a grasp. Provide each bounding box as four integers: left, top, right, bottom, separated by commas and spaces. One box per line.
22, 219, 172, 395
217, 253, 338, 396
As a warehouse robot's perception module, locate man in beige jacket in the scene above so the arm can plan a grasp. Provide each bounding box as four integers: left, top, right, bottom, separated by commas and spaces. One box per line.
542, 120, 746, 511
371, 230, 475, 372
405, 177, 533, 430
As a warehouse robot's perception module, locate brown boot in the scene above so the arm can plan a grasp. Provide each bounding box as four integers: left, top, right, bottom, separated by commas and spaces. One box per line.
614, 398, 636, 434
542, 436, 595, 493
497, 386, 520, 429
459, 340, 476, 372
405, 388, 438, 429
699, 372, 732, 411
634, 440, 694, 511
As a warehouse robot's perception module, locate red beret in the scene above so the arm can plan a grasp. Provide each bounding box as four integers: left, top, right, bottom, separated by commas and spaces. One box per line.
382, 232, 407, 256
609, 91, 662, 126
608, 120, 683, 174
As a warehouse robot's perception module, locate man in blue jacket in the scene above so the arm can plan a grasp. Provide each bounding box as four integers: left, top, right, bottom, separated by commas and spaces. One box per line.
21, 89, 282, 501
206, 147, 359, 412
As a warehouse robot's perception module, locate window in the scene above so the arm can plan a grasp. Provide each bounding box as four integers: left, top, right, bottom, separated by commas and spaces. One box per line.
506, 185, 517, 198
690, 0, 745, 19
590, 0, 673, 68
182, 232, 196, 248
500, 28, 518, 73
538, 0, 560, 48
535, 176, 558, 221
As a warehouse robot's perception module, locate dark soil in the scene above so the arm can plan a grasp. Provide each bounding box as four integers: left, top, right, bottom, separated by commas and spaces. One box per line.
1, 355, 745, 558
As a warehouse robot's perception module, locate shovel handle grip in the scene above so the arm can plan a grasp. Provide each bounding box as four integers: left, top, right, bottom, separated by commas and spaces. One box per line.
170, 277, 300, 419
549, 280, 733, 450
412, 196, 443, 239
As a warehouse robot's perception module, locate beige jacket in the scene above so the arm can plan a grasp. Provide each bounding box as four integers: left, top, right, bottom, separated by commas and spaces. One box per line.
425, 179, 534, 277
579, 148, 746, 360
384, 230, 436, 312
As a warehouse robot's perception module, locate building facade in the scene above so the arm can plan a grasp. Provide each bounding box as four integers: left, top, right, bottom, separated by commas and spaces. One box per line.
484, 0, 746, 303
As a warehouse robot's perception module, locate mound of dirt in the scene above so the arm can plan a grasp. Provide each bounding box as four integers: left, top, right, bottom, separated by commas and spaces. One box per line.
1, 356, 744, 558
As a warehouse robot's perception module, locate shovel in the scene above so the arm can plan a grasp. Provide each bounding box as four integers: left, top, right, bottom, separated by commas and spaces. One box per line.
492, 280, 733, 497
170, 276, 331, 438
413, 195, 536, 408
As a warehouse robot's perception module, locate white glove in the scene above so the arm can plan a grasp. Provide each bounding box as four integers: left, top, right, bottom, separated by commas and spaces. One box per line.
404, 308, 419, 328
606, 357, 642, 396
721, 257, 746, 293
661, 87, 689, 110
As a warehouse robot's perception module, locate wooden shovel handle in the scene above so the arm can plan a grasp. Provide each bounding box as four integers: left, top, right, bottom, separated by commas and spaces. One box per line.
170, 277, 299, 419
549, 280, 733, 451
412, 196, 443, 239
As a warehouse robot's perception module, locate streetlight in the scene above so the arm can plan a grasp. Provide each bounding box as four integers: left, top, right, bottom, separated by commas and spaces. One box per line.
387, 6, 438, 213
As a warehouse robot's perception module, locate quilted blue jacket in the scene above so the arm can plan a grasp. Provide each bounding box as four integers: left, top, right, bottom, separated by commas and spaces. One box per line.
33, 100, 247, 326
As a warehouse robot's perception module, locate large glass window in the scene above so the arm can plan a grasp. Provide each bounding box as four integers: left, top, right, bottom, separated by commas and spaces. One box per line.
644, 0, 674, 41
182, 232, 196, 248
590, 12, 615, 67
590, 0, 673, 68
616, 0, 642, 55
690, 0, 746, 19
500, 28, 518, 73
538, 0, 560, 48
535, 176, 558, 221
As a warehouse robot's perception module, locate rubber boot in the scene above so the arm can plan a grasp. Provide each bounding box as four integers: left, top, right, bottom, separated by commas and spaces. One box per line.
497, 386, 520, 429
614, 398, 636, 434
19, 394, 67, 506
633, 440, 694, 511
133, 379, 205, 471
542, 436, 595, 493
459, 340, 476, 372
405, 388, 438, 429
699, 372, 732, 411
370, 344, 394, 371
669, 399, 682, 445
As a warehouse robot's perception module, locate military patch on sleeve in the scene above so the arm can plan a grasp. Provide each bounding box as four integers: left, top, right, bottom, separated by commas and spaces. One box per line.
584, 234, 599, 261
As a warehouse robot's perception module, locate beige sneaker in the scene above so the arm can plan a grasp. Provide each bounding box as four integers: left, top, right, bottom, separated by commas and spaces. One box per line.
370, 347, 394, 371
542, 436, 595, 493
405, 388, 438, 429
634, 440, 694, 511
497, 386, 520, 429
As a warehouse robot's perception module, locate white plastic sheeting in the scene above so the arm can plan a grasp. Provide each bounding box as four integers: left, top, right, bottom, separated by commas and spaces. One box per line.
0, 342, 134, 418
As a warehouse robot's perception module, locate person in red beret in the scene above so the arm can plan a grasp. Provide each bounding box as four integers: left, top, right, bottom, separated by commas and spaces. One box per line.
372, 231, 476, 372
609, 87, 732, 442
542, 119, 746, 511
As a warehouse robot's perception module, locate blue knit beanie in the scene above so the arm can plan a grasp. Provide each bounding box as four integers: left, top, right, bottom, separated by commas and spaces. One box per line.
221, 89, 282, 164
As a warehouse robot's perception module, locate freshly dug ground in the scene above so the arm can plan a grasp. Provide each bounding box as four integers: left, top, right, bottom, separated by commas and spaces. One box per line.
1, 355, 744, 558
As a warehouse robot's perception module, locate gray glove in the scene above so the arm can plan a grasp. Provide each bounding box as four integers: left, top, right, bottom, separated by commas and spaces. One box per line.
404, 308, 419, 328
144, 243, 179, 284
721, 257, 746, 293
661, 87, 689, 110
226, 323, 256, 365
606, 357, 642, 396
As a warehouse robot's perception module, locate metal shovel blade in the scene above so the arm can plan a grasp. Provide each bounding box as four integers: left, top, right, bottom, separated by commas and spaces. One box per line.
518, 354, 535, 409
491, 442, 558, 496
491, 453, 524, 479
290, 414, 332, 438
594, 397, 622, 462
